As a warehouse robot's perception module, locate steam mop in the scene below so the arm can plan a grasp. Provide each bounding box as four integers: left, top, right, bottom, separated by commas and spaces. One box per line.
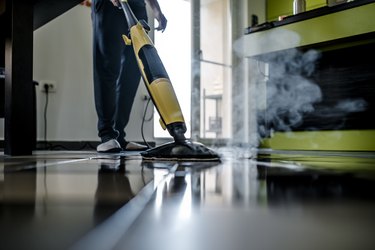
119, 0, 220, 161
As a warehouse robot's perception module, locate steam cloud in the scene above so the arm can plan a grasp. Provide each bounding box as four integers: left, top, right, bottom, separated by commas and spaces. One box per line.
234, 28, 368, 145
258, 49, 323, 133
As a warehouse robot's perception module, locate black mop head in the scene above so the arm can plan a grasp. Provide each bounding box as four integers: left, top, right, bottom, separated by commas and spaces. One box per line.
141, 140, 220, 162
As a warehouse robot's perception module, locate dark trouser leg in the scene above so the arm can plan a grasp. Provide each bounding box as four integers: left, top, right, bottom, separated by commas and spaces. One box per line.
92, 0, 128, 142
115, 6, 148, 146
114, 44, 141, 146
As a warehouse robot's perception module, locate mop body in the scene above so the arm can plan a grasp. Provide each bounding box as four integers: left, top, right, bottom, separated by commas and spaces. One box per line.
119, 0, 220, 162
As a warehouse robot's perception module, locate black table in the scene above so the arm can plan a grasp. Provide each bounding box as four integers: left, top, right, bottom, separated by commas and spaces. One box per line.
1, 0, 82, 155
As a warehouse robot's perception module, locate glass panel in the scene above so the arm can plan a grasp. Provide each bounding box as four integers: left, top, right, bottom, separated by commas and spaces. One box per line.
154, 0, 191, 138
200, 0, 231, 139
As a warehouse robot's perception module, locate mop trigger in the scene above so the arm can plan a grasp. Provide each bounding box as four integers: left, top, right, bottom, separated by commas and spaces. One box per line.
122, 35, 132, 45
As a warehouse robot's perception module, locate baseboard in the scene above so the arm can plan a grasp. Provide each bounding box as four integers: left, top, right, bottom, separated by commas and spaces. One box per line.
0, 140, 155, 151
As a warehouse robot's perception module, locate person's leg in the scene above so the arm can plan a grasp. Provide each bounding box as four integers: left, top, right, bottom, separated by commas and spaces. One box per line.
92, 0, 125, 144
115, 5, 148, 149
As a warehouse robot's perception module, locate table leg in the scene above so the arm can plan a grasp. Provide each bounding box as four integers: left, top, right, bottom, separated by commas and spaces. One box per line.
4, 0, 35, 155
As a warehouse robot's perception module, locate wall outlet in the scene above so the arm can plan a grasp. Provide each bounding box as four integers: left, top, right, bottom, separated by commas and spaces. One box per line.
40, 80, 57, 93
143, 95, 151, 101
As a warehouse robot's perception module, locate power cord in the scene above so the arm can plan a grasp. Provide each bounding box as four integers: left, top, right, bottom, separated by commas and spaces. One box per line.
43, 84, 50, 150
40, 85, 153, 151
141, 96, 153, 149
49, 141, 97, 150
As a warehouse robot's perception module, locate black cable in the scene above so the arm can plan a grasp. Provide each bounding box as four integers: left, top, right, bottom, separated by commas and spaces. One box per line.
141, 97, 153, 149
49, 141, 97, 151
41, 85, 152, 151
43, 85, 50, 150
39, 84, 98, 151
144, 99, 153, 122
35, 141, 97, 151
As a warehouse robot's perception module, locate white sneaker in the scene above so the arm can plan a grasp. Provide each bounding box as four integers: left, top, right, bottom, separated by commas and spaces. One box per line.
97, 139, 122, 153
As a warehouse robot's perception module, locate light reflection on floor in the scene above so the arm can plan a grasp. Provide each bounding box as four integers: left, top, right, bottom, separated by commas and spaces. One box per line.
1, 149, 375, 250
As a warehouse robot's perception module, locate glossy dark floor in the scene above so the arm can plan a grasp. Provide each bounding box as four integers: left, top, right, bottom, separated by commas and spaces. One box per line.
1, 148, 375, 250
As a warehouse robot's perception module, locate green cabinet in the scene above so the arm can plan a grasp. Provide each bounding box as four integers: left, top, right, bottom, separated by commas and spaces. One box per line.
245, 1, 375, 151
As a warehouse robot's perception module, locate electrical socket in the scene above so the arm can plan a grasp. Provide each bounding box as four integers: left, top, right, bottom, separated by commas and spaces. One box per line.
40, 80, 57, 93
143, 95, 150, 101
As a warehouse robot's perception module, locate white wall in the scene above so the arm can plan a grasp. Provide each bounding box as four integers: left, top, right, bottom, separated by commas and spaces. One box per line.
0, 5, 153, 143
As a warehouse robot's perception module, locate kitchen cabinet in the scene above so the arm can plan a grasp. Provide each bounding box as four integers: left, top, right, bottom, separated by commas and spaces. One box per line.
244, 0, 375, 151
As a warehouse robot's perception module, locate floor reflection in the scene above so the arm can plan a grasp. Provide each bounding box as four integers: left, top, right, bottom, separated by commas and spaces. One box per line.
94, 159, 135, 225
1, 150, 375, 250
113, 151, 375, 250
1, 165, 37, 250
0, 152, 153, 250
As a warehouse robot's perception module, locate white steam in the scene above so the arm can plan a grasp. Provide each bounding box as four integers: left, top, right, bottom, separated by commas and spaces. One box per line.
334, 99, 367, 113
233, 28, 368, 145
258, 49, 322, 132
